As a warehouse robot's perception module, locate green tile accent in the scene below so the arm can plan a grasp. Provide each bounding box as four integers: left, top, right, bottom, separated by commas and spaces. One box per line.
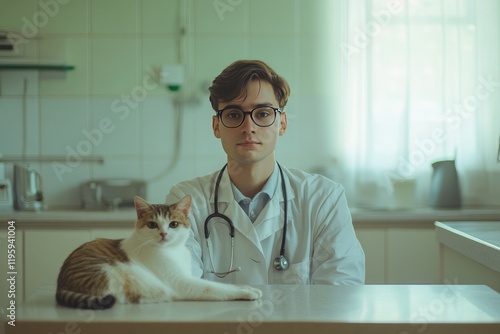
0, 64, 75, 71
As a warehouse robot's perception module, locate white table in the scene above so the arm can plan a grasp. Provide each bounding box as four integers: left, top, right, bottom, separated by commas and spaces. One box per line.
3, 284, 500, 334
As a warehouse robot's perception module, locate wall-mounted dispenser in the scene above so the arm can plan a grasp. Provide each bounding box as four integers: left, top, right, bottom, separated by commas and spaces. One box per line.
159, 64, 184, 91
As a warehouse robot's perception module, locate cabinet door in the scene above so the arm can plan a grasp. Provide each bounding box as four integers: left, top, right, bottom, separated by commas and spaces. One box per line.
24, 229, 91, 301
386, 228, 439, 284
355, 228, 386, 284
441, 245, 500, 292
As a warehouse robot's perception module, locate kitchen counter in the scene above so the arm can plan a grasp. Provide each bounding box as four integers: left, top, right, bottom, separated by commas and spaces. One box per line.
2, 207, 500, 228
435, 221, 500, 292
4, 285, 500, 334
435, 221, 500, 272
352, 207, 500, 227
0, 209, 137, 228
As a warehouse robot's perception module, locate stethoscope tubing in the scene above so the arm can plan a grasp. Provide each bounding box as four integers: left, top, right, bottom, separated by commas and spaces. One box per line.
277, 163, 287, 259
204, 163, 289, 276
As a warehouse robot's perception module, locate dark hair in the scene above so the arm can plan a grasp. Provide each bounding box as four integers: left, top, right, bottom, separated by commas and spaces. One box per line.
209, 60, 291, 112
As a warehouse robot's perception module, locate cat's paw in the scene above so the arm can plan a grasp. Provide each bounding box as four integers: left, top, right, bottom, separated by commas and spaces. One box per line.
236, 286, 262, 300
140, 287, 174, 303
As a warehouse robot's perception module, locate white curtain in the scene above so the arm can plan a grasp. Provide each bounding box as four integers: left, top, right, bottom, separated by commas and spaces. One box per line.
338, 0, 500, 208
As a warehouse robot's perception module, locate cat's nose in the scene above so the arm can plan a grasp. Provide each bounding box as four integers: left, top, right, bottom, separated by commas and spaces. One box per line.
160, 232, 167, 239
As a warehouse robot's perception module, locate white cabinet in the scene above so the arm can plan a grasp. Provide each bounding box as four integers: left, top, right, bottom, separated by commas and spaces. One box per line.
355, 229, 385, 284
12, 220, 440, 300
441, 246, 500, 292
22, 226, 439, 295
386, 228, 439, 283
22, 227, 132, 302
24, 229, 92, 300
355, 227, 440, 284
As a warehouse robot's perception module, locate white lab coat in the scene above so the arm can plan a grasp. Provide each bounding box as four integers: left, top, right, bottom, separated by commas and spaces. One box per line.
165, 165, 365, 285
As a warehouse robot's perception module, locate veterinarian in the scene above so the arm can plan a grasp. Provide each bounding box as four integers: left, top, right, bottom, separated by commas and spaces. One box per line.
166, 60, 365, 285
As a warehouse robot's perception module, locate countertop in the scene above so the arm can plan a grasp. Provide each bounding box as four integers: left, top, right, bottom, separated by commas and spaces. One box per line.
4, 285, 500, 334
0, 209, 137, 228
435, 221, 500, 272
2, 207, 500, 228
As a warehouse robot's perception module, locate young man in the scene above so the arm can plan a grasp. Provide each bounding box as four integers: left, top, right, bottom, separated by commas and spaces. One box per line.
166, 60, 365, 284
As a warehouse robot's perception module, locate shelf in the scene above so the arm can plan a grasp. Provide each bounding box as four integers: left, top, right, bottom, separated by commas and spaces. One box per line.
0, 63, 75, 71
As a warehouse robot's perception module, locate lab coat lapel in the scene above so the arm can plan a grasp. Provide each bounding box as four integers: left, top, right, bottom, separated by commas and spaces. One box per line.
253, 196, 282, 241
254, 164, 296, 241
211, 169, 263, 253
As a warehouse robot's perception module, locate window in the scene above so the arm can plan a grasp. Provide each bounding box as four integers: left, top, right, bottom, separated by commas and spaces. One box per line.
339, 0, 500, 208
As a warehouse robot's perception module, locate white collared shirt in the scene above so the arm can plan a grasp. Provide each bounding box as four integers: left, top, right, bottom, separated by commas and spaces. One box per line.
230, 164, 279, 223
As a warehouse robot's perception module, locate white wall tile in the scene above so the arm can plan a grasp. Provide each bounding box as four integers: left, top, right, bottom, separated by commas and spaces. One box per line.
249, 0, 296, 34
193, 0, 247, 33
40, 97, 89, 155
186, 98, 217, 153
37, 0, 89, 34
141, 0, 179, 34
0, 98, 24, 155
41, 160, 90, 209
0, 70, 39, 96
90, 37, 139, 95
39, 37, 90, 96
0, 96, 39, 156
141, 96, 175, 156
0, 0, 38, 31
90, 0, 138, 34
191, 152, 226, 177
143, 155, 197, 203
157, 97, 206, 157
193, 36, 249, 87
91, 156, 141, 180
249, 36, 298, 95
90, 97, 140, 156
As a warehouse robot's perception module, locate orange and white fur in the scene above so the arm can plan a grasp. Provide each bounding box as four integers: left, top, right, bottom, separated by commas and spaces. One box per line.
56, 195, 261, 309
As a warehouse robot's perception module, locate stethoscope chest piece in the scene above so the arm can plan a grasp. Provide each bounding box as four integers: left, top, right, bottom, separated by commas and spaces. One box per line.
273, 255, 290, 271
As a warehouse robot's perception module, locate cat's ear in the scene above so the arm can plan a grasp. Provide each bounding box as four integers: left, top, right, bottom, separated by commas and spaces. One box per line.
173, 195, 191, 216
134, 196, 152, 218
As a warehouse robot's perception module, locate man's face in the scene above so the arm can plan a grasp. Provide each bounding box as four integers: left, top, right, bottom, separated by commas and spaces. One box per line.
212, 80, 287, 167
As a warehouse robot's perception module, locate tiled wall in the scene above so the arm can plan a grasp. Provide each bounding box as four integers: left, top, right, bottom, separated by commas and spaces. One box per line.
0, 0, 341, 209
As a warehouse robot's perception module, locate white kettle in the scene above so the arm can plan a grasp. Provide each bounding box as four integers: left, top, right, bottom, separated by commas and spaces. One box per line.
14, 164, 44, 211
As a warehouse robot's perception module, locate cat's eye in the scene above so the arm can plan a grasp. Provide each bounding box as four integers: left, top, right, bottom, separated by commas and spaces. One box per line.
146, 221, 158, 229
169, 221, 179, 228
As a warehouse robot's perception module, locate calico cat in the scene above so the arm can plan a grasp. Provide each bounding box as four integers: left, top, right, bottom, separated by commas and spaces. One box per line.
56, 195, 262, 309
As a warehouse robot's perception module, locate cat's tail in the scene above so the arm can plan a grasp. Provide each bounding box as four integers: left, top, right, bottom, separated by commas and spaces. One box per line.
56, 289, 116, 310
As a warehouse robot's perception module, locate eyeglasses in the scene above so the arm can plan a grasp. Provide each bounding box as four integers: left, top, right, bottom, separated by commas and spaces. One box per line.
217, 106, 282, 128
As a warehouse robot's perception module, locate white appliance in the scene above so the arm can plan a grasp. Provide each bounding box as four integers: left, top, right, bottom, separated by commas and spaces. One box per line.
0, 179, 14, 212
0, 160, 13, 212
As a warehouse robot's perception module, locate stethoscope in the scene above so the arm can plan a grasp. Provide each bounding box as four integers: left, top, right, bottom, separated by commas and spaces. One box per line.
204, 163, 290, 278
